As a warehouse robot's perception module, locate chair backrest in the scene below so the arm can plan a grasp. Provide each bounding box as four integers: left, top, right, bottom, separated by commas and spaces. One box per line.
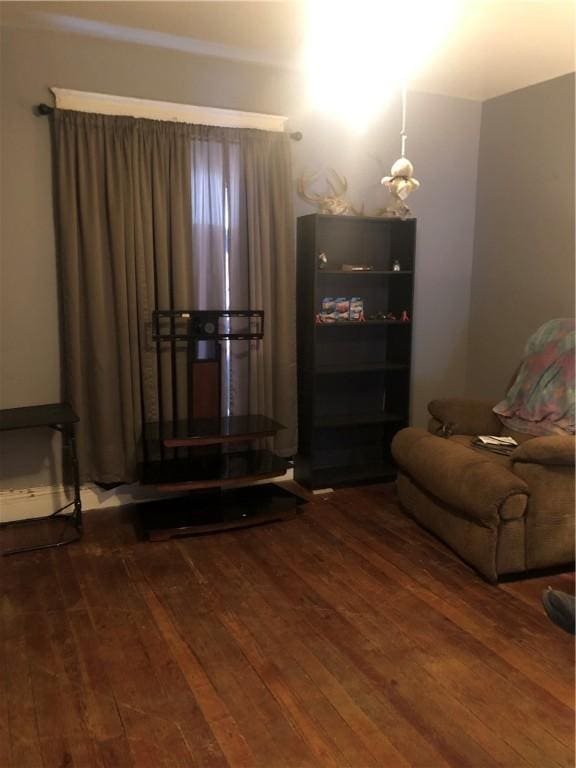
493, 318, 575, 437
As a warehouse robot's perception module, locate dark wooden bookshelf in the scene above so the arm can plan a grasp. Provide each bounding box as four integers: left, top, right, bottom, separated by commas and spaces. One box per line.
295, 213, 416, 489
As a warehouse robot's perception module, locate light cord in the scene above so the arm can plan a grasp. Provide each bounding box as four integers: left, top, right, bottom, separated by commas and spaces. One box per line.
400, 84, 407, 157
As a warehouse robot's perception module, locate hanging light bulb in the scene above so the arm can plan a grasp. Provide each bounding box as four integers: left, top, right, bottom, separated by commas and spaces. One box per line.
380, 85, 420, 219
303, 0, 459, 131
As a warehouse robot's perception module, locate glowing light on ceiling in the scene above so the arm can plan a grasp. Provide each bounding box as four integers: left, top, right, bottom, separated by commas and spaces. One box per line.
303, 0, 460, 127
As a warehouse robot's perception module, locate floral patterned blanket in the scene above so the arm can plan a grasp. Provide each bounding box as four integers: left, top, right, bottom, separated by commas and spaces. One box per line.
493, 318, 575, 436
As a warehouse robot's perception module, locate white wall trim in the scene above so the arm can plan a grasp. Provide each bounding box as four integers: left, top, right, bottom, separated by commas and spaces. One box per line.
0, 470, 293, 523
0, 483, 168, 523
51, 88, 288, 132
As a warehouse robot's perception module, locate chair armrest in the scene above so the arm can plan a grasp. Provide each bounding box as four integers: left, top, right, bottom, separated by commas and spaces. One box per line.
428, 398, 502, 436
392, 428, 529, 524
512, 436, 575, 466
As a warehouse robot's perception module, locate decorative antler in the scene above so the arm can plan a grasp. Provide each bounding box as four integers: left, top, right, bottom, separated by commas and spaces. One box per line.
326, 170, 347, 198
296, 171, 325, 205
297, 169, 362, 216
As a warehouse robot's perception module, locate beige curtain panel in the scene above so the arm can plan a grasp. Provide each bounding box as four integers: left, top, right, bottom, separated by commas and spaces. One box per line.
53, 109, 296, 484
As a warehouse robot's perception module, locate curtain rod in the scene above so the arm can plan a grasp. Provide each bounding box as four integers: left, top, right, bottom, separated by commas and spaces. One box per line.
34, 103, 303, 140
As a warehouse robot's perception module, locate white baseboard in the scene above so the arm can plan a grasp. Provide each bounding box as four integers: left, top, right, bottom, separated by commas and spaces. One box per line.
0, 483, 167, 523
0, 469, 294, 524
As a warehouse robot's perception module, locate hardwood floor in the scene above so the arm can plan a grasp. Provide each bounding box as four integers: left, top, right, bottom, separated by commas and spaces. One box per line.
1, 483, 574, 768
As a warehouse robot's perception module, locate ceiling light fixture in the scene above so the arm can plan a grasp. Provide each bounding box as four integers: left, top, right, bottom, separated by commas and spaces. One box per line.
303, 0, 459, 129
379, 84, 420, 218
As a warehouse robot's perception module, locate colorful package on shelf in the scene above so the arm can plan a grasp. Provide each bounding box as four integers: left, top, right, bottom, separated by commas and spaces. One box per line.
334, 298, 350, 321
319, 297, 336, 322
321, 297, 335, 312
349, 297, 364, 321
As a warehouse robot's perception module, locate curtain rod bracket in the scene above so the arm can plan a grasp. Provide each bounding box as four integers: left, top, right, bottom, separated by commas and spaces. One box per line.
35, 103, 54, 116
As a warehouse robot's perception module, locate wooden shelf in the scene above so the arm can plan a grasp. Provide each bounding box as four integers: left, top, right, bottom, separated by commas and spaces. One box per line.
314, 412, 404, 428
145, 414, 283, 448
139, 449, 288, 491
315, 320, 410, 327
311, 212, 413, 224
139, 484, 301, 541
310, 462, 396, 487
318, 270, 412, 275
316, 362, 409, 374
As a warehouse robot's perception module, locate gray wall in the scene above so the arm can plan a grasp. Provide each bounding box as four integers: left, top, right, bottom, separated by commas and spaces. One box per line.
466, 74, 575, 399
0, 22, 481, 490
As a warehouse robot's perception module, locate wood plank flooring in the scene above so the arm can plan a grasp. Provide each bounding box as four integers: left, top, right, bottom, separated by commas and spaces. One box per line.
1, 483, 574, 768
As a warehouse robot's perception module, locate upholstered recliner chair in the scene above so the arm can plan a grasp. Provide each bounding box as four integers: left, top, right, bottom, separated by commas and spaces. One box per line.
391, 320, 575, 582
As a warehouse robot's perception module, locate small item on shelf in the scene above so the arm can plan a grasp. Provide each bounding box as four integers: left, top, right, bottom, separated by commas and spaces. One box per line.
349, 297, 364, 321
321, 297, 335, 312
334, 297, 350, 321
368, 311, 390, 321
318, 251, 328, 269
400, 310, 410, 322
341, 264, 374, 272
392, 260, 401, 272
319, 297, 336, 322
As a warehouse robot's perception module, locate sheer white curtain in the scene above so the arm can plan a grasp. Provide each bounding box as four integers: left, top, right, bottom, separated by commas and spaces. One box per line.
189, 128, 296, 454
190, 134, 245, 417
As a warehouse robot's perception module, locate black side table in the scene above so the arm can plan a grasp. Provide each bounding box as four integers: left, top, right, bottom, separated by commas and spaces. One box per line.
0, 403, 82, 555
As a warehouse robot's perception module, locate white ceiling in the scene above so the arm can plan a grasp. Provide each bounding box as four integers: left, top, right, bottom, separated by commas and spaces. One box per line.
1, 1, 574, 101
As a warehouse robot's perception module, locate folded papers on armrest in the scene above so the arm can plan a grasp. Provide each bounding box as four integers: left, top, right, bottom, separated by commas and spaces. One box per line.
472, 435, 518, 456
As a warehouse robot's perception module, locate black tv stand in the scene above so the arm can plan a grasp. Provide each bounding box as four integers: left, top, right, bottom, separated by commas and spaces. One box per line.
139, 483, 301, 541
138, 310, 304, 540
139, 413, 301, 540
